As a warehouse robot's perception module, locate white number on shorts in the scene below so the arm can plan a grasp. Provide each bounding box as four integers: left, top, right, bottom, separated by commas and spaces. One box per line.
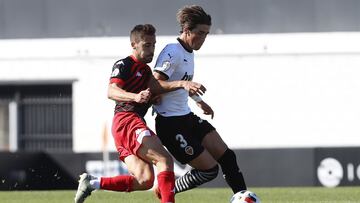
175, 134, 188, 148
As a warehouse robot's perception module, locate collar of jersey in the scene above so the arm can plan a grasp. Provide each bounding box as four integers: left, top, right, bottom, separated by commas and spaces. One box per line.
177, 38, 193, 53
130, 55, 146, 65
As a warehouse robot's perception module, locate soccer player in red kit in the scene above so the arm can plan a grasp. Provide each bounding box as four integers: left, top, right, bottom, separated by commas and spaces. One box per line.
74, 24, 206, 203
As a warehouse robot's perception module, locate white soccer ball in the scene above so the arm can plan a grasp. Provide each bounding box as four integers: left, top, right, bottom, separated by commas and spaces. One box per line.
230, 190, 260, 203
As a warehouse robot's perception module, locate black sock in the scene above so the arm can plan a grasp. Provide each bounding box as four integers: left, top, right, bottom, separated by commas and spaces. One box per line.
217, 148, 247, 193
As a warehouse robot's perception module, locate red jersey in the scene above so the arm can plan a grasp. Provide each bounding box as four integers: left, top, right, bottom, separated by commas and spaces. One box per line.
109, 55, 152, 117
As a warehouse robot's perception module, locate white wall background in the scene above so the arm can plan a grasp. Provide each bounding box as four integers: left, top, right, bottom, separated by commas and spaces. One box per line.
1, 33, 360, 152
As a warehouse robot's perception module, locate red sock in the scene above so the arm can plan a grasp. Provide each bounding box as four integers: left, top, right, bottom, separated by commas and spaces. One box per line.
157, 171, 175, 203
100, 175, 134, 192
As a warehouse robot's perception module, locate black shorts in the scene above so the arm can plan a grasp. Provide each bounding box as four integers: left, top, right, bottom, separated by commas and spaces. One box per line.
155, 112, 215, 164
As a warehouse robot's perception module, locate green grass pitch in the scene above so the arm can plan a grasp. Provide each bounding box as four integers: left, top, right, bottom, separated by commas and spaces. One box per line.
0, 187, 359, 203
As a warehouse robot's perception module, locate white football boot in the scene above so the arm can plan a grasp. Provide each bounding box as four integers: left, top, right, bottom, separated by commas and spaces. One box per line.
74, 173, 96, 203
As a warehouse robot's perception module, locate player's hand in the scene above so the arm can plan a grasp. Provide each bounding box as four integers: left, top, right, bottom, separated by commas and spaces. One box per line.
182, 81, 206, 95
196, 100, 214, 119
134, 88, 151, 103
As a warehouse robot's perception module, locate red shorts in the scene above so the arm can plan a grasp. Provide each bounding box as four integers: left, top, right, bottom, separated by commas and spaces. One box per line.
112, 112, 155, 162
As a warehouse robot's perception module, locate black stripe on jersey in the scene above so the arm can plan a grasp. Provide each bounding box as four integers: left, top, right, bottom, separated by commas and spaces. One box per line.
122, 63, 139, 86
122, 61, 143, 88
123, 63, 145, 92
128, 68, 151, 93
124, 63, 151, 93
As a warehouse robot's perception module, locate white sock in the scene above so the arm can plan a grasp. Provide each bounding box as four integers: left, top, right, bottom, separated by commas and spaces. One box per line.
89, 177, 101, 189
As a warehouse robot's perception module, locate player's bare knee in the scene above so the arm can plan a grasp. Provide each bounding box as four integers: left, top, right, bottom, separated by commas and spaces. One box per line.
140, 179, 154, 190
157, 153, 174, 170
136, 174, 154, 190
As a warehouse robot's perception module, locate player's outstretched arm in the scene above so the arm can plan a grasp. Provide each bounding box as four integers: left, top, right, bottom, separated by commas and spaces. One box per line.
189, 93, 214, 119
196, 100, 214, 119
150, 72, 206, 95
107, 83, 151, 103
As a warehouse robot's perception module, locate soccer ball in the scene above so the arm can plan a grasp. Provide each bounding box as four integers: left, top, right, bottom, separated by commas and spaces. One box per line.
229, 190, 260, 203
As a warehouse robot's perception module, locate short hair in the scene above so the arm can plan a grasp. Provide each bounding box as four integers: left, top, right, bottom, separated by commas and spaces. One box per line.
177, 5, 212, 33
130, 24, 156, 43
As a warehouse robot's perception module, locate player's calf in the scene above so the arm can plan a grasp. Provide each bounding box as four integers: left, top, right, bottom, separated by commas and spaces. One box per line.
174, 165, 219, 193
157, 171, 175, 203
217, 148, 247, 193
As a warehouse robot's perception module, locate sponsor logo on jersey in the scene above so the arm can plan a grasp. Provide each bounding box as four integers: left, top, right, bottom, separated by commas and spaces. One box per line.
181, 72, 193, 81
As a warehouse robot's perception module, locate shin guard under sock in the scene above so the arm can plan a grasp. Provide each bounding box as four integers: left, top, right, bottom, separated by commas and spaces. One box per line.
157, 171, 175, 203
100, 175, 134, 192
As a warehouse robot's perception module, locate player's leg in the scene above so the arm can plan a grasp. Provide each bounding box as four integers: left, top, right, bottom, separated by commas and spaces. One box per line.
201, 130, 227, 160
176, 150, 219, 193
137, 135, 175, 203
74, 155, 146, 203
117, 154, 154, 190
155, 113, 219, 194
122, 113, 175, 203
85, 152, 153, 193
202, 130, 247, 193
94, 113, 151, 193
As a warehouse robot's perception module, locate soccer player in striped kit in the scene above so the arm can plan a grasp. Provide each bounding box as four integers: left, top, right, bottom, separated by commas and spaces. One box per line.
153, 5, 248, 198
74, 24, 206, 203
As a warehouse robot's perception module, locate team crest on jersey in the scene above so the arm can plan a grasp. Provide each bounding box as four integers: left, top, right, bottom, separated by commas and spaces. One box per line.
185, 146, 194, 155
161, 60, 171, 71
136, 71, 142, 77
111, 68, 119, 77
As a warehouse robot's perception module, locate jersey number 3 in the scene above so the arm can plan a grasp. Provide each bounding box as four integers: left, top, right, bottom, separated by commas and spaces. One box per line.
175, 134, 188, 148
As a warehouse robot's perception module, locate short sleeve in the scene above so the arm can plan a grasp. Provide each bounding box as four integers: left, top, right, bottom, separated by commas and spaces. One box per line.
109, 60, 130, 86
154, 45, 180, 79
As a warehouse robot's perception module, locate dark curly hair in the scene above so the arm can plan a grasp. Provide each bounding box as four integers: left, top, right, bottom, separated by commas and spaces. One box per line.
177, 5, 212, 33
